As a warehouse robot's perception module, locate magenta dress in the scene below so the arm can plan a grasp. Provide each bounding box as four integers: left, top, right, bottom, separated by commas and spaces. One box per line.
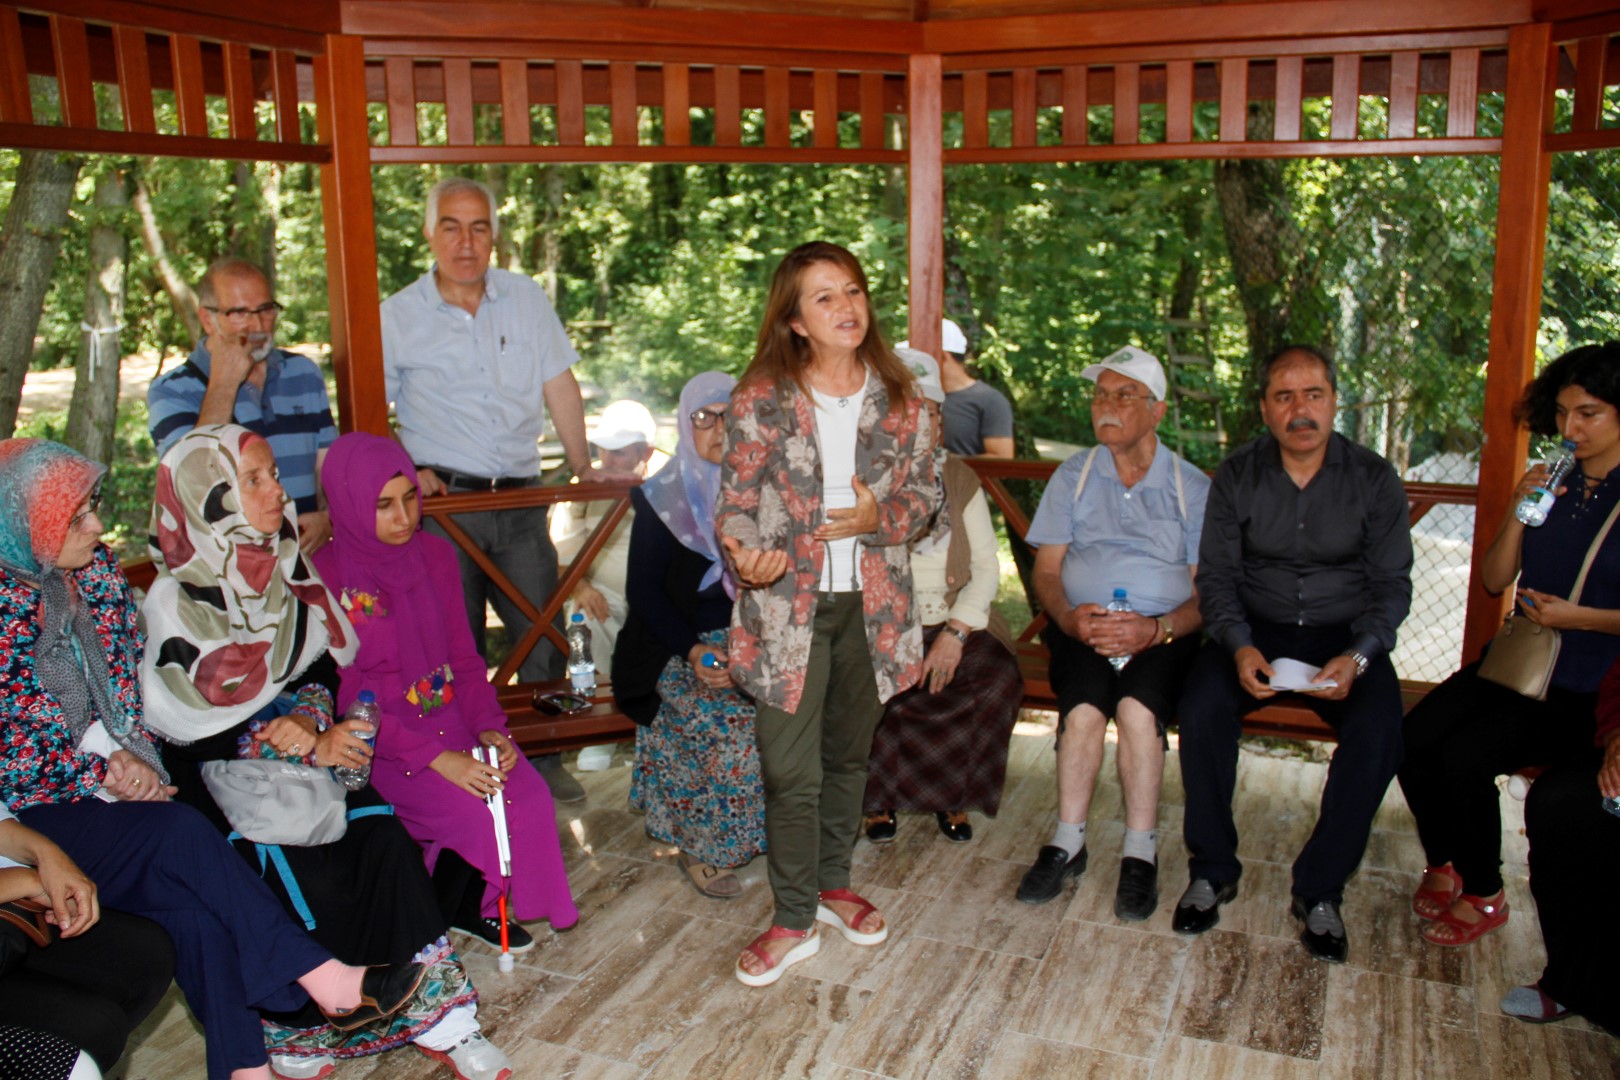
313, 434, 578, 929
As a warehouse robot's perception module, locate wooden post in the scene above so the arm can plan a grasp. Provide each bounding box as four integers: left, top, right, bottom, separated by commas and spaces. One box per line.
908, 53, 943, 359
317, 34, 388, 435
1464, 22, 1554, 664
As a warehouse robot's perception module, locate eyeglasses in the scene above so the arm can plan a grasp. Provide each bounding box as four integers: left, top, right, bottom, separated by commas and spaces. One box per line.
690, 407, 728, 430
203, 301, 283, 322
1090, 389, 1151, 407
68, 489, 103, 533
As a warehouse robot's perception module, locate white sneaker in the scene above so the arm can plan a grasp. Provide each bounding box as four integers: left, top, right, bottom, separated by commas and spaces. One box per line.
419, 1031, 514, 1080
269, 1053, 336, 1080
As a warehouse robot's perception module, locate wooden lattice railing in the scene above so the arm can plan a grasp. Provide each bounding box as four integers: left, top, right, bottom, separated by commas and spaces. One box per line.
1546, 13, 1620, 152
0, 4, 328, 162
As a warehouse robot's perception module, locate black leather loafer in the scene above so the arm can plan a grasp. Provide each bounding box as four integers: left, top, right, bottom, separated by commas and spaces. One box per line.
936, 812, 973, 843
1113, 857, 1159, 922
1015, 845, 1088, 904
321, 962, 428, 1032
1291, 895, 1349, 963
864, 812, 898, 844
1171, 878, 1238, 935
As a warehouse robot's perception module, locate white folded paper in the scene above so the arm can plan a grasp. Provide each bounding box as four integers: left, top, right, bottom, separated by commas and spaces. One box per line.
1267, 657, 1338, 692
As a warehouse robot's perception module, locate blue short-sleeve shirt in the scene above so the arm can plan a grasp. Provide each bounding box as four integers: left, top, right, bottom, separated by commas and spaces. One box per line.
381, 266, 580, 478
1026, 441, 1210, 616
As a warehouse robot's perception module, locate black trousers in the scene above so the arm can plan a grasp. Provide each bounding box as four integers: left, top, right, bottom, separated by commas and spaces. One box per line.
0, 908, 175, 1071
1397, 662, 1597, 896
1525, 753, 1619, 1035
1178, 623, 1405, 904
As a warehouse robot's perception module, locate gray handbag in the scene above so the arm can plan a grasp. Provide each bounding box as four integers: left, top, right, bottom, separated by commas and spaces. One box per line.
200, 759, 349, 846
1478, 495, 1620, 701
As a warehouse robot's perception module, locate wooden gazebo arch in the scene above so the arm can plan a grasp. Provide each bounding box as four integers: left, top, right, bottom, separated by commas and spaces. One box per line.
4, 0, 1619, 676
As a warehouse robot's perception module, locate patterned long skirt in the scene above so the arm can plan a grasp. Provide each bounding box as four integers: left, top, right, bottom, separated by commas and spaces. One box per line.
862, 624, 1023, 815
630, 629, 767, 869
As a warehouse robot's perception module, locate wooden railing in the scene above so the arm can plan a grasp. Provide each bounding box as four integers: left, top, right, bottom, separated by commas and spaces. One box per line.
1546, 14, 1620, 152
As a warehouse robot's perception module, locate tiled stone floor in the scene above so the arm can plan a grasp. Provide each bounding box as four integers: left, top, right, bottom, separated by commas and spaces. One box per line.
116, 715, 1619, 1078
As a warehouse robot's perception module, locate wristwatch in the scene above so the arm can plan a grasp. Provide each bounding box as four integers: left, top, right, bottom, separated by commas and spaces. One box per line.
1344, 650, 1370, 677
1156, 616, 1174, 645
945, 625, 970, 644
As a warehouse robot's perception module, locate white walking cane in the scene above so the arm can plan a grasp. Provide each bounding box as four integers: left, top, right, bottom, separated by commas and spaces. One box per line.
473, 745, 515, 973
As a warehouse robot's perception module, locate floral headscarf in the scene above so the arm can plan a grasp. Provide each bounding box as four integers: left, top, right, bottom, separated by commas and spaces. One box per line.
140, 424, 355, 742
0, 438, 166, 778
642, 371, 738, 597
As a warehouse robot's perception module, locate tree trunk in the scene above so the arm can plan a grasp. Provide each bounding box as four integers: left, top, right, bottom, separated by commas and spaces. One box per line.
0, 150, 83, 437
132, 173, 202, 343
541, 167, 564, 303
65, 165, 129, 464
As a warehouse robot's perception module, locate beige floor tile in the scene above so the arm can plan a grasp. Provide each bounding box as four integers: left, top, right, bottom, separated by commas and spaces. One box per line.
1008, 920, 1188, 1057
1477, 1012, 1620, 1080
1172, 929, 1328, 1060
1339, 866, 1473, 986
1318, 967, 1481, 1080
802, 886, 937, 992
1155, 1035, 1322, 1080
646, 975, 869, 1080
498, 1036, 645, 1079
514, 852, 687, 978
834, 938, 1040, 1080
909, 855, 1065, 959
556, 805, 660, 871
979, 1031, 1152, 1080
851, 821, 967, 897
1232, 791, 1320, 866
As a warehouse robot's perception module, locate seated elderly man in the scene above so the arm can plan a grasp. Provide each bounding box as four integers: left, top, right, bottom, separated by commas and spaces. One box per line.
1175, 344, 1412, 963
1016, 346, 1209, 919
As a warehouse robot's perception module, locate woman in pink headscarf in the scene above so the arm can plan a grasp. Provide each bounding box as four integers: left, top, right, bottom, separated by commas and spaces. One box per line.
313, 433, 577, 955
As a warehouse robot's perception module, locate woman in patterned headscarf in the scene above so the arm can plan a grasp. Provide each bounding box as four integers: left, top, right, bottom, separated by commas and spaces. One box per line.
612, 370, 767, 900
140, 426, 511, 1080
0, 438, 428, 1080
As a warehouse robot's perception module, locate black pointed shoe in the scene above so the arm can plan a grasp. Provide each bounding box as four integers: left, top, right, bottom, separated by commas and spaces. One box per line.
1015, 845, 1088, 904
936, 811, 973, 843
864, 811, 898, 843
1171, 878, 1238, 935
1113, 857, 1159, 922
1290, 895, 1349, 963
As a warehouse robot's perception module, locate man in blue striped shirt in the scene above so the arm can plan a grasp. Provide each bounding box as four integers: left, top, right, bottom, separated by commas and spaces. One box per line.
148, 258, 338, 552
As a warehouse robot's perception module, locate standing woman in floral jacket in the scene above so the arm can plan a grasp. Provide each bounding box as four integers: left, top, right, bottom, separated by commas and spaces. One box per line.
719, 241, 940, 986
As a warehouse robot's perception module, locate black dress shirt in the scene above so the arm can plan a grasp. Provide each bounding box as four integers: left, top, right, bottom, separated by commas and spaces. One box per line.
1198, 432, 1413, 659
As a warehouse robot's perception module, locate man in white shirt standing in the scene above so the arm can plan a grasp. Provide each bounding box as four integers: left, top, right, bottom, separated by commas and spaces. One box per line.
380, 176, 631, 803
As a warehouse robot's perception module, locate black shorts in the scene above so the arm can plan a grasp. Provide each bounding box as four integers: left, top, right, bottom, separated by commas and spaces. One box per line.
1044, 620, 1201, 738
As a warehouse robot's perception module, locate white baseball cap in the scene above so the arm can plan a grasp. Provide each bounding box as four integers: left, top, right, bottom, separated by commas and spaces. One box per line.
898, 318, 970, 358
590, 400, 657, 450
1080, 345, 1167, 402
896, 347, 945, 404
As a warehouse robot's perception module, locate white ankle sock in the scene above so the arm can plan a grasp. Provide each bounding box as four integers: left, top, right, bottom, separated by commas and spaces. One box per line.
1122, 827, 1157, 864
1050, 820, 1086, 859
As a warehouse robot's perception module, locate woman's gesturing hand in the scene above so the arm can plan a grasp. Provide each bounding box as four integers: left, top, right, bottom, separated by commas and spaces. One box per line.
723, 536, 789, 588
431, 749, 508, 800
815, 476, 879, 541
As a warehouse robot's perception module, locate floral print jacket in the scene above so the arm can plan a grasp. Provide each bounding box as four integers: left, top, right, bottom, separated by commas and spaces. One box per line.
717, 374, 939, 713
1, 546, 156, 812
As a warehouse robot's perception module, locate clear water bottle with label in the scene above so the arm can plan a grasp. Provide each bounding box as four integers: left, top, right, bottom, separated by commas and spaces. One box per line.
567, 612, 597, 692
333, 690, 378, 791
1105, 588, 1133, 672
1515, 439, 1579, 527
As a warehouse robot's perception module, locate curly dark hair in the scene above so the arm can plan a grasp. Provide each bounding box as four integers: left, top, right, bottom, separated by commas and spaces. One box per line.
1513, 342, 1620, 435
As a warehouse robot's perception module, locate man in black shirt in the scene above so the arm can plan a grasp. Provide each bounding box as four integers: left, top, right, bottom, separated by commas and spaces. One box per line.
1173, 345, 1413, 963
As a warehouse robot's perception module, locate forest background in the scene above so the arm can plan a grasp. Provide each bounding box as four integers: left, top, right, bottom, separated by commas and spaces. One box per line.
2, 94, 1619, 561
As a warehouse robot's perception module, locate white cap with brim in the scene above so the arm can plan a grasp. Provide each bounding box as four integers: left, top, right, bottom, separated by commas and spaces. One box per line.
1080, 345, 1167, 402
897, 318, 970, 358
896, 346, 946, 404
590, 399, 658, 450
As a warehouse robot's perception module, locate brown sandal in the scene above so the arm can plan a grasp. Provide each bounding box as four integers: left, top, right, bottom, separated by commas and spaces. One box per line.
677, 851, 741, 899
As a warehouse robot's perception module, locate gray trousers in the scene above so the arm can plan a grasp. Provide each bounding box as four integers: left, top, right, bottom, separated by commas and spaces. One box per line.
426, 498, 562, 682
753, 592, 885, 930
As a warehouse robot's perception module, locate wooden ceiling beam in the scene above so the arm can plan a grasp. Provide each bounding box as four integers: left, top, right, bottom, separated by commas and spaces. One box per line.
15, 0, 327, 52
922, 0, 1532, 53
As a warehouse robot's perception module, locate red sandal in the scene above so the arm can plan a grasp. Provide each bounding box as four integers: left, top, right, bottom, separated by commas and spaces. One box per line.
1421, 891, 1509, 946
734, 924, 820, 987
816, 888, 889, 946
1411, 863, 1463, 920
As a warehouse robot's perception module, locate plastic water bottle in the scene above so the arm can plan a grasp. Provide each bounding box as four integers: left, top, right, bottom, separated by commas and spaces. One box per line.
333, 690, 378, 791
1105, 588, 1133, 672
1516, 439, 1579, 527
567, 613, 597, 692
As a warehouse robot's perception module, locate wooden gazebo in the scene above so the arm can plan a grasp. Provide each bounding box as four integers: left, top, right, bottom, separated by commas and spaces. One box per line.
4, 0, 1618, 681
